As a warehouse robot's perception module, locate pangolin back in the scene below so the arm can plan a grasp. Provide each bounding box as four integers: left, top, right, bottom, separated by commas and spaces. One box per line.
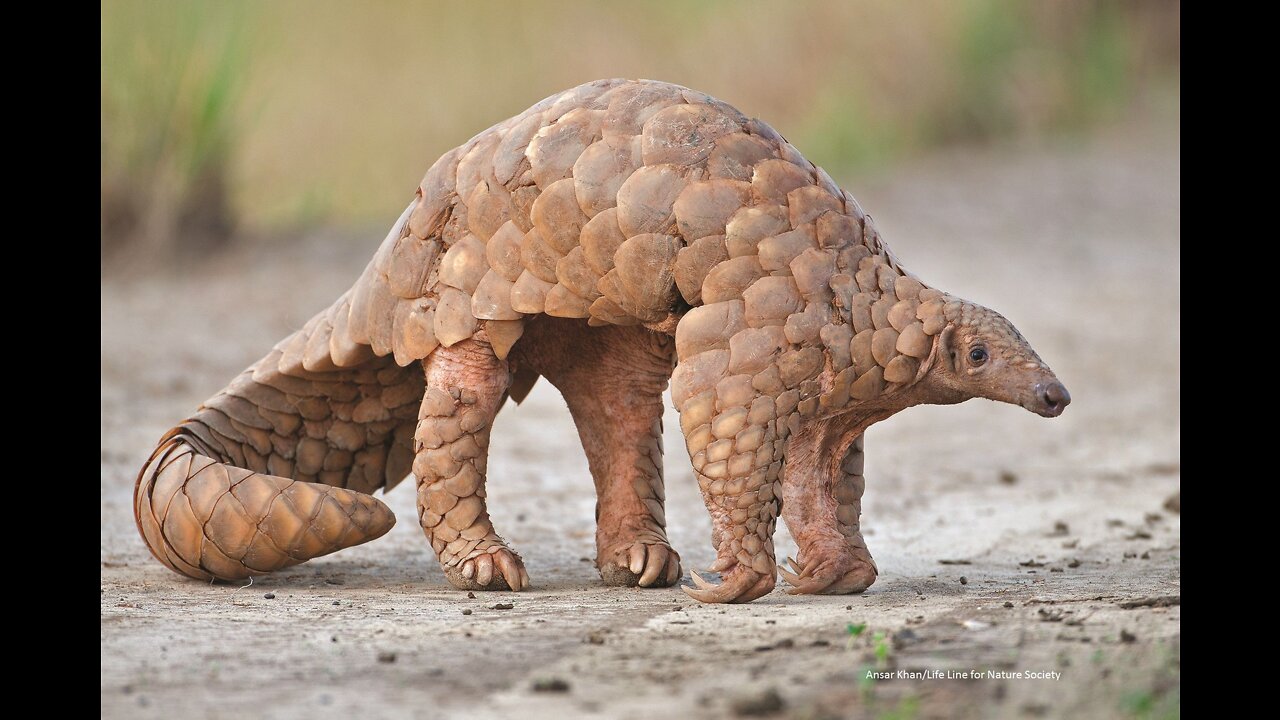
280, 78, 900, 371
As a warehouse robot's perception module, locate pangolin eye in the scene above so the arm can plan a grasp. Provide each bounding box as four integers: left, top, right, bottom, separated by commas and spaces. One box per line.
968, 347, 988, 365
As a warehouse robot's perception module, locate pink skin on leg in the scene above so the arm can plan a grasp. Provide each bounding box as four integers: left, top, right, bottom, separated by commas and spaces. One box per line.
780, 419, 878, 595
512, 318, 681, 588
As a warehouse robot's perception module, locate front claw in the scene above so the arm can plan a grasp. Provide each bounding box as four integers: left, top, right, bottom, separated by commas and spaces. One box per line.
781, 549, 877, 595
682, 564, 776, 604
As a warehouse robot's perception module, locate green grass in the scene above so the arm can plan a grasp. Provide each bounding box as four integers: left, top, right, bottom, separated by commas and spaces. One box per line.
873, 631, 891, 666
101, 0, 251, 253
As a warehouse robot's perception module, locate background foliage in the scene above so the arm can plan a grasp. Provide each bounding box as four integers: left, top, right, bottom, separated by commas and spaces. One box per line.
101, 0, 1179, 255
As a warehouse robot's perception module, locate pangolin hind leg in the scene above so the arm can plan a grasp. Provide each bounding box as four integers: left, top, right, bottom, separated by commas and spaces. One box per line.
133, 343, 421, 581
779, 432, 877, 594
512, 317, 681, 588
415, 335, 529, 591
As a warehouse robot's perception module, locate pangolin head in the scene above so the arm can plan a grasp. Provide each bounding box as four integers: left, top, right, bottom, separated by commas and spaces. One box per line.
922, 298, 1070, 418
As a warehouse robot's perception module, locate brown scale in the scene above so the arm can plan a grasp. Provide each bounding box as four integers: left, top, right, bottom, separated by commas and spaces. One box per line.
133, 79, 1070, 602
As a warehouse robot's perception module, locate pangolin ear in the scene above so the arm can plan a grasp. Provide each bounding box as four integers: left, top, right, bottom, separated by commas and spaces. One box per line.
936, 325, 958, 374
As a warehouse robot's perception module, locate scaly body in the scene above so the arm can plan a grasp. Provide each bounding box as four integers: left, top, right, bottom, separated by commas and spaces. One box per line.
134, 79, 1069, 603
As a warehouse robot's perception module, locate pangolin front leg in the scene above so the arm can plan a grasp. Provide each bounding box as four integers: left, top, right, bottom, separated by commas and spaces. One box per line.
414, 335, 529, 591
674, 377, 785, 603
779, 433, 877, 595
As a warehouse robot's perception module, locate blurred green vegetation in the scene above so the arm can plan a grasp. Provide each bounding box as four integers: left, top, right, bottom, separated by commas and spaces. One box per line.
101, 0, 1179, 255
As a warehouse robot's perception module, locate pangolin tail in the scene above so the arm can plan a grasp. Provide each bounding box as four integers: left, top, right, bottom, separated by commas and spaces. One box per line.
134, 429, 396, 581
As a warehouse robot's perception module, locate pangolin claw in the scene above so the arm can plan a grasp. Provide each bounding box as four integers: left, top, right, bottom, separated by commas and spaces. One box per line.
779, 551, 876, 595
600, 542, 682, 588
689, 569, 717, 590
454, 548, 529, 592
629, 545, 646, 574
638, 544, 673, 587
475, 554, 494, 586
682, 567, 776, 604
494, 551, 528, 591
778, 564, 804, 588
780, 555, 830, 595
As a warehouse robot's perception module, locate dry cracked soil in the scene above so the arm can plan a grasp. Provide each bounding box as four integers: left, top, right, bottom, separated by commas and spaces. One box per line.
101, 119, 1179, 720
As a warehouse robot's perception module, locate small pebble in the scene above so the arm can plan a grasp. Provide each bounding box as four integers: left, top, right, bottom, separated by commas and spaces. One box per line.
467, 592, 476, 599
586, 632, 605, 645
263, 593, 276, 600
959, 576, 968, 585
1003, 601, 1014, 608
491, 603, 514, 610
377, 651, 396, 664
332, 601, 340, 606
462, 609, 473, 616
532, 678, 570, 693
1120, 630, 1138, 643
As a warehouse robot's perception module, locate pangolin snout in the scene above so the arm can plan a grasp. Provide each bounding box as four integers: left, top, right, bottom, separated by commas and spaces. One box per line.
1032, 381, 1070, 417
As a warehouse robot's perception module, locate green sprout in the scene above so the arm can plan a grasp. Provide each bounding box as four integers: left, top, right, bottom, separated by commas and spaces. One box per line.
845, 622, 868, 652
874, 631, 891, 666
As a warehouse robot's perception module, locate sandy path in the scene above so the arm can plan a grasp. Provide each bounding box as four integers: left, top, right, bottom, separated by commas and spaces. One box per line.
101, 120, 1179, 720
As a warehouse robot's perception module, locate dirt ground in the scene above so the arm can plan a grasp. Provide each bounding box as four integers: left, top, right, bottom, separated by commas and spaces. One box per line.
101, 119, 1179, 720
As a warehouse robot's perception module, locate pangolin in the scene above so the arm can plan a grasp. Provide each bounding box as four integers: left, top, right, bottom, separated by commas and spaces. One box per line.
133, 79, 1070, 603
